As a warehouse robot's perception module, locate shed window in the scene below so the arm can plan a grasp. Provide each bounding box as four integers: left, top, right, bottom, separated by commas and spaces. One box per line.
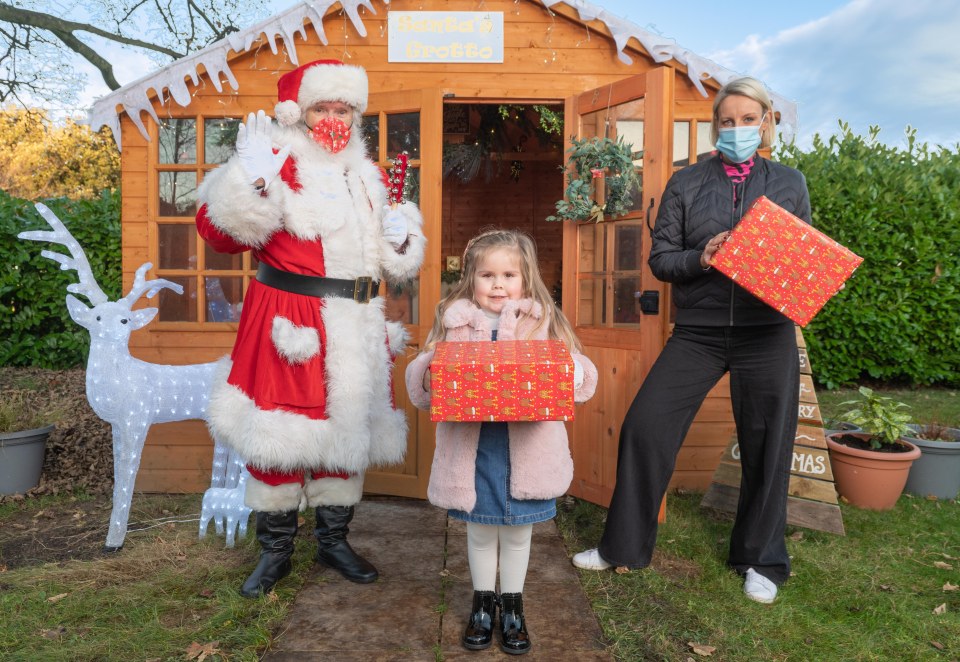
366, 107, 422, 325
204, 118, 241, 165
158, 172, 197, 216
575, 100, 645, 329
696, 122, 714, 161
154, 115, 251, 324
159, 119, 196, 164
577, 222, 644, 327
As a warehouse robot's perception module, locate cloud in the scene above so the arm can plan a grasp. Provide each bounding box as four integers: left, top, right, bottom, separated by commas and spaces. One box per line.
709, 0, 960, 147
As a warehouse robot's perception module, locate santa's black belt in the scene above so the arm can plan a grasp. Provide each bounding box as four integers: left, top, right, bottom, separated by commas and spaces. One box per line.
256, 262, 380, 304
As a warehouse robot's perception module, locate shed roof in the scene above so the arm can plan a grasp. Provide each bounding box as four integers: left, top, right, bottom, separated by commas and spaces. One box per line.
89, 0, 798, 150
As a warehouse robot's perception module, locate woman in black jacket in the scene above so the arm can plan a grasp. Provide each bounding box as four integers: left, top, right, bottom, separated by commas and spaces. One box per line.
573, 77, 811, 605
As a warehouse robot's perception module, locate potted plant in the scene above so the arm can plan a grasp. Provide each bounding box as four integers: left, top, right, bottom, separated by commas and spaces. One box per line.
0, 391, 56, 496
901, 422, 960, 500
822, 418, 861, 438
825, 387, 921, 510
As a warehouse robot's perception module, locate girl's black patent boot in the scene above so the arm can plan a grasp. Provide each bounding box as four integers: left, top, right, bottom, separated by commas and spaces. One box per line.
498, 592, 531, 655
462, 589, 497, 650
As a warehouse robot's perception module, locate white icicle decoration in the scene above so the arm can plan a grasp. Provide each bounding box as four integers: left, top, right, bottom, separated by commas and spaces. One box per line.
88, 0, 798, 149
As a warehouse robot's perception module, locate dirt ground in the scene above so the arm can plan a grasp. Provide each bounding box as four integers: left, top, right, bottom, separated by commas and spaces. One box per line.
1, 368, 121, 570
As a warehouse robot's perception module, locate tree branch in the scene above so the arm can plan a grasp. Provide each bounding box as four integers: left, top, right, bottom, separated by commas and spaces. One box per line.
0, 3, 185, 58
50, 28, 121, 90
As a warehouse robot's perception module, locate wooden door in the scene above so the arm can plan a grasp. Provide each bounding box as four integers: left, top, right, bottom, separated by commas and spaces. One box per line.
362, 88, 443, 498
562, 67, 676, 507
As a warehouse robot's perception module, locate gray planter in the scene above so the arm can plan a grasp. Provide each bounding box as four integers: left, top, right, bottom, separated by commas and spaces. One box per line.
903, 424, 960, 500
0, 425, 53, 495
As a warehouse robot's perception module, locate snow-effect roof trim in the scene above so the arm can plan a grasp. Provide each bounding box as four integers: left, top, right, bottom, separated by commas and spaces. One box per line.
88, 0, 798, 150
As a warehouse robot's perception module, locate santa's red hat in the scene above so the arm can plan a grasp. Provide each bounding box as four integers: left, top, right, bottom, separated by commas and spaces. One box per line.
274, 59, 368, 126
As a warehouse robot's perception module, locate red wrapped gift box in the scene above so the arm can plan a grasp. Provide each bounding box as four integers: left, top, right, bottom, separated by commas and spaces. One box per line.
430, 340, 575, 422
711, 195, 863, 327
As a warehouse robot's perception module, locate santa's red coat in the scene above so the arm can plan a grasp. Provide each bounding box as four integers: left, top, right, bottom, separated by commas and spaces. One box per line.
196, 124, 425, 476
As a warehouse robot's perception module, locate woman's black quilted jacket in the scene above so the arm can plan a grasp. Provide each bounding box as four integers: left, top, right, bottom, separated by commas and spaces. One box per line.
649, 155, 812, 326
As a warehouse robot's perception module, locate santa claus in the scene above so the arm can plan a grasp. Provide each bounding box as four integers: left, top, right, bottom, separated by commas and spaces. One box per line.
195, 59, 425, 597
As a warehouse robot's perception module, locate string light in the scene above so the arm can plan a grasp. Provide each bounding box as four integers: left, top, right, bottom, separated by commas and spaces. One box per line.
19, 204, 242, 551
199, 464, 252, 548
342, 9, 352, 60
575, 25, 591, 48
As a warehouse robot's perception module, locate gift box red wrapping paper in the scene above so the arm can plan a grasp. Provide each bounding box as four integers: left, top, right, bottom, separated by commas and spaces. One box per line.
710, 195, 863, 327
430, 340, 575, 422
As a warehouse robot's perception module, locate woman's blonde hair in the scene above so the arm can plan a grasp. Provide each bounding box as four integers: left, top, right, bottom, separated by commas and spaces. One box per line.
710, 76, 777, 148
424, 228, 582, 352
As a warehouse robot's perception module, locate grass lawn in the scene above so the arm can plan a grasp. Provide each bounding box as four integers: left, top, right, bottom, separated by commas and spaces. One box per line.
817, 386, 960, 429
1, 387, 957, 660
556, 491, 959, 661
0, 493, 315, 662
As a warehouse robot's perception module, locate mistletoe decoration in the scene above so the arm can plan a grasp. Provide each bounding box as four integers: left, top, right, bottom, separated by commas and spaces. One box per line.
547, 135, 641, 223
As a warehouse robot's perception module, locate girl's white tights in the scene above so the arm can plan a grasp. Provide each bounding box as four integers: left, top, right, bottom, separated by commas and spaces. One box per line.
466, 522, 533, 594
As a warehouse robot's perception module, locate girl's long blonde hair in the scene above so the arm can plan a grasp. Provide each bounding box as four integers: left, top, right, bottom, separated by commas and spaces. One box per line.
424, 228, 582, 353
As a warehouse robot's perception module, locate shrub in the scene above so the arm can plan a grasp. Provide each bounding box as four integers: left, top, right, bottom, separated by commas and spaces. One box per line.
0, 189, 121, 368
777, 124, 960, 387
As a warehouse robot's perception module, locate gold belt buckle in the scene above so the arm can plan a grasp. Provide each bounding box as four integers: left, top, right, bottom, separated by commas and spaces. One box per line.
353, 276, 373, 303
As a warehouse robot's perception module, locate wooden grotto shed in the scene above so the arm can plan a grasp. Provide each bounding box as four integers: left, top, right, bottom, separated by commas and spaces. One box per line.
88, 0, 801, 506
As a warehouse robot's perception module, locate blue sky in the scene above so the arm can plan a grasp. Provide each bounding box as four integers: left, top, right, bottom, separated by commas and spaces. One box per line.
81, 0, 959, 149
591, 0, 960, 148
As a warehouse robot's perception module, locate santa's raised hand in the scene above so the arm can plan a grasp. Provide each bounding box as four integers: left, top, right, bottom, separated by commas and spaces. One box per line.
236, 110, 291, 191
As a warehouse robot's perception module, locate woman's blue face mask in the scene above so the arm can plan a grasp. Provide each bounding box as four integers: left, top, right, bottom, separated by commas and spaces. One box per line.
715, 124, 763, 163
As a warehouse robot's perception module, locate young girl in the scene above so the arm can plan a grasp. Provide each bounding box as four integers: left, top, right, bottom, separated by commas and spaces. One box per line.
405, 229, 597, 655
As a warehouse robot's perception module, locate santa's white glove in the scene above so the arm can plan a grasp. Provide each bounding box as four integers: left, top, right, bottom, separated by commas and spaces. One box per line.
236, 110, 291, 191
573, 358, 585, 389
381, 205, 408, 248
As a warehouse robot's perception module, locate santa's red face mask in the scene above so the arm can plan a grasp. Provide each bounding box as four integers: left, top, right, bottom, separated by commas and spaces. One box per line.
308, 117, 351, 153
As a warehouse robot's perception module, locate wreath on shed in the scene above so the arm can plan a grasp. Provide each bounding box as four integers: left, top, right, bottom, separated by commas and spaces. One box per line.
547, 135, 641, 223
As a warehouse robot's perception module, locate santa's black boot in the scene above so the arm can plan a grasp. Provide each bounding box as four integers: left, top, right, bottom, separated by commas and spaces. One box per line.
239, 510, 298, 598
314, 505, 378, 583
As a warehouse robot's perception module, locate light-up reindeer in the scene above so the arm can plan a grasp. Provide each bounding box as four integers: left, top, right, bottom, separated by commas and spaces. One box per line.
19, 203, 241, 551
199, 464, 251, 548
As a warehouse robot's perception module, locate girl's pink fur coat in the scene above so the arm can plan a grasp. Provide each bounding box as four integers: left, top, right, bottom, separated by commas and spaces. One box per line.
405, 298, 598, 512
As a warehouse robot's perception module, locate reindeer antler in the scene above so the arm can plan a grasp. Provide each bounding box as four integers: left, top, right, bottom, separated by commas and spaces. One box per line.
120, 262, 184, 308
19, 203, 110, 305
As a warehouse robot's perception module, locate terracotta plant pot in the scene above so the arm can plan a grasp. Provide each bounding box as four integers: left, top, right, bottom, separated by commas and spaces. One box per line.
826, 432, 921, 510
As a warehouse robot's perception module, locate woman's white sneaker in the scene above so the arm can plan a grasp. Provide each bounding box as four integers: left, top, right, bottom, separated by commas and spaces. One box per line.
572, 548, 612, 570
743, 568, 777, 604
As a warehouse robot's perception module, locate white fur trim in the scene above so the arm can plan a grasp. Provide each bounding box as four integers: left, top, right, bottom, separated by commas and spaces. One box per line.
299, 63, 368, 113
319, 298, 406, 468
269, 126, 379, 246
368, 406, 408, 467
244, 475, 305, 512
198, 158, 283, 247
305, 474, 364, 507
275, 100, 301, 126
385, 321, 409, 357
207, 304, 407, 473
208, 378, 366, 473
271, 316, 320, 364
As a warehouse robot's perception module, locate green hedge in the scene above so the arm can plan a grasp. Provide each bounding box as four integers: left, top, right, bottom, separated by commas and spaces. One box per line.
777, 124, 960, 388
0, 190, 121, 368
